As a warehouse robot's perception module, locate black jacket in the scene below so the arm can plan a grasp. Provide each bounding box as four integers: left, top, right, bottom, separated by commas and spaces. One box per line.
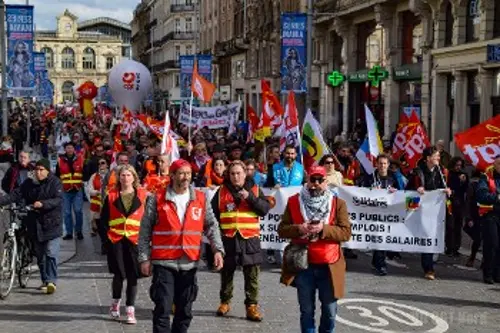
361, 170, 402, 190
0, 174, 63, 242
211, 178, 271, 267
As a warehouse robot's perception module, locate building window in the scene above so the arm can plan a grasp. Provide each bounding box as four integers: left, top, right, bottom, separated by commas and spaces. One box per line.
175, 45, 181, 60
175, 18, 182, 32
82, 47, 96, 69
186, 17, 193, 32
444, 1, 453, 46
106, 57, 114, 70
61, 47, 75, 69
494, 1, 500, 37
466, 0, 481, 42
186, 45, 193, 55
62, 81, 75, 102
40, 47, 54, 68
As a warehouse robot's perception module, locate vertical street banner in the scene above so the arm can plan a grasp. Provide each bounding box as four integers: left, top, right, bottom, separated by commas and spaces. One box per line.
33, 52, 45, 98
6, 5, 35, 95
280, 13, 307, 93
179, 55, 212, 99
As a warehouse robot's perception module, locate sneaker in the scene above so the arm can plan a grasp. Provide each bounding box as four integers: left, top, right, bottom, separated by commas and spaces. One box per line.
62, 234, 73, 240
375, 267, 388, 276
266, 255, 276, 265
216, 303, 230, 316
110, 300, 121, 320
76, 232, 84, 240
125, 306, 137, 325
424, 271, 436, 280
38, 283, 47, 292
46, 283, 56, 294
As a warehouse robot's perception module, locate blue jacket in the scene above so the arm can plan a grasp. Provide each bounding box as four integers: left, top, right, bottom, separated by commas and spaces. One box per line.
253, 172, 267, 187
272, 161, 304, 187
476, 171, 500, 215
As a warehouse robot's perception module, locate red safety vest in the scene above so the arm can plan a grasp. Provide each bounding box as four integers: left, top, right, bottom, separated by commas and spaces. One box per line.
289, 194, 341, 265
58, 155, 84, 192
218, 185, 260, 239
107, 188, 147, 245
90, 173, 102, 213
143, 174, 170, 194
151, 189, 206, 261
478, 170, 496, 216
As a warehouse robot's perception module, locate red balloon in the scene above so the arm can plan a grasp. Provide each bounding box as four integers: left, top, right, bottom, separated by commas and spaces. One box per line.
78, 81, 98, 99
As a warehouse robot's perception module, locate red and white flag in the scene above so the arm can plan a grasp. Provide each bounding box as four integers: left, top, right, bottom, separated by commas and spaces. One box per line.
276, 91, 300, 152
160, 111, 180, 164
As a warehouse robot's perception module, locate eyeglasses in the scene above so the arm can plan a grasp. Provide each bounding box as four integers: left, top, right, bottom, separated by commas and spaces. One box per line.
324, 160, 334, 165
310, 177, 325, 184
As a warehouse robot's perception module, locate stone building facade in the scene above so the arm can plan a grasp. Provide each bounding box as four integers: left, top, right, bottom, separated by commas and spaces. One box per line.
35, 10, 124, 104
314, 0, 500, 151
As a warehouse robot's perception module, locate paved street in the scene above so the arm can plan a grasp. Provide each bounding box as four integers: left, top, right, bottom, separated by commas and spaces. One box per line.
0, 204, 499, 333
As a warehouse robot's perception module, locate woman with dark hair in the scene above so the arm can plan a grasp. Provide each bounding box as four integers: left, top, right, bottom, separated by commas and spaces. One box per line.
201, 158, 226, 189
464, 169, 482, 267
446, 156, 469, 257
319, 154, 343, 189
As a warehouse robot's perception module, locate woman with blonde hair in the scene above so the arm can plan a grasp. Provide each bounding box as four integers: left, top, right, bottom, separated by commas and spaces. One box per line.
101, 164, 152, 324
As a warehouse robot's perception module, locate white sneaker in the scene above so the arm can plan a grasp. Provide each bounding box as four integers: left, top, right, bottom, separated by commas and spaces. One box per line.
110, 300, 121, 320
125, 306, 137, 325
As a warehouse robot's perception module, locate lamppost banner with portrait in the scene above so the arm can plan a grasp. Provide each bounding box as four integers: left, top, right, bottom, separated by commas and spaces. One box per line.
5, 4, 35, 96
280, 13, 307, 94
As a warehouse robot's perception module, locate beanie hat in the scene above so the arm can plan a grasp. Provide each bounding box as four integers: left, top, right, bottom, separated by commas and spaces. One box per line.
36, 158, 51, 172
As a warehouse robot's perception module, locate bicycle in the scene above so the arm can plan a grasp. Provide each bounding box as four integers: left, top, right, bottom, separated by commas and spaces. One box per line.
0, 204, 34, 299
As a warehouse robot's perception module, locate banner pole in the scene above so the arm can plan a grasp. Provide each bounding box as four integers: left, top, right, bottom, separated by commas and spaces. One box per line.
188, 90, 194, 156
0, 0, 8, 136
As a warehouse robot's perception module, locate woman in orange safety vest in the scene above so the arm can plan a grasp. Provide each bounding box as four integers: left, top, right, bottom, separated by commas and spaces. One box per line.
100, 164, 152, 325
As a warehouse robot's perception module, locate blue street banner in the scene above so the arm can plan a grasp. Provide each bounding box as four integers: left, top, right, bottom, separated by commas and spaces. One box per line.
98, 84, 115, 105
179, 55, 212, 99
6, 5, 35, 95
280, 13, 307, 93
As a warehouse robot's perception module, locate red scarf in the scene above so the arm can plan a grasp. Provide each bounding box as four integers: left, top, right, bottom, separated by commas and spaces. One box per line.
210, 170, 224, 186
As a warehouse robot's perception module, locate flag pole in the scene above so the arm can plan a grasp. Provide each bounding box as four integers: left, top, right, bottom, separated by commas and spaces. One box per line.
188, 90, 194, 156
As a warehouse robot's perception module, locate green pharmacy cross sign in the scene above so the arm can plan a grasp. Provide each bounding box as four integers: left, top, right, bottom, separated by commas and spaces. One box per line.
368, 65, 388, 87
327, 71, 345, 87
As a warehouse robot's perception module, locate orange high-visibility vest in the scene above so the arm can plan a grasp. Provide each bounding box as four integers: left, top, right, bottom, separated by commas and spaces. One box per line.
58, 155, 84, 192
218, 185, 260, 239
289, 194, 341, 265
107, 188, 147, 245
151, 189, 206, 261
106, 169, 118, 193
478, 170, 497, 216
90, 173, 102, 213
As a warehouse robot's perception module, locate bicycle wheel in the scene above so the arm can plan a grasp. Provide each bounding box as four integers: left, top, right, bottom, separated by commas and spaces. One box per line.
17, 240, 33, 289
0, 236, 17, 299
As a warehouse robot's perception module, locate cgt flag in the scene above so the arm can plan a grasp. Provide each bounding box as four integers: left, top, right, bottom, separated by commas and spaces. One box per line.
455, 115, 500, 171
191, 60, 215, 103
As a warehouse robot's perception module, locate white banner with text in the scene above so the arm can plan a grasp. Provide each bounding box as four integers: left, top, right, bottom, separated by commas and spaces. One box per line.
179, 101, 241, 129
200, 186, 446, 253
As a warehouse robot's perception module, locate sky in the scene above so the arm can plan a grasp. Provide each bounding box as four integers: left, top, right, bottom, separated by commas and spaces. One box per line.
7, 0, 139, 30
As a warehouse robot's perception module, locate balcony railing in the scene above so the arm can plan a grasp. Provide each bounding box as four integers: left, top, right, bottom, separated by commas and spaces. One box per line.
161, 31, 195, 44
171, 4, 195, 12
152, 60, 180, 72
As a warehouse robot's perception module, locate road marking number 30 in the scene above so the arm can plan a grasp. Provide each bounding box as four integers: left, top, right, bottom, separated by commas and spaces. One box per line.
336, 299, 449, 333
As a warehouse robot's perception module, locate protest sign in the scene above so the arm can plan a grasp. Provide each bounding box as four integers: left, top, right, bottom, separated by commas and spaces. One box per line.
179, 102, 241, 129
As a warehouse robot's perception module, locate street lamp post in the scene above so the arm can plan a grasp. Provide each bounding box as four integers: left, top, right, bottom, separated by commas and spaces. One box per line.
305, 0, 313, 111
0, 0, 7, 135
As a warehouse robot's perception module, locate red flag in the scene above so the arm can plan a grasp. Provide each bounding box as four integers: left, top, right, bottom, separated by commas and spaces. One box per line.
247, 105, 259, 143
455, 115, 500, 171
392, 122, 430, 170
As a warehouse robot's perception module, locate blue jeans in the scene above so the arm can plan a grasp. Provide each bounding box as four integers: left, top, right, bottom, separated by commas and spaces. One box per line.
372, 251, 386, 269
63, 190, 84, 235
421, 253, 434, 273
295, 264, 338, 333
34, 238, 60, 284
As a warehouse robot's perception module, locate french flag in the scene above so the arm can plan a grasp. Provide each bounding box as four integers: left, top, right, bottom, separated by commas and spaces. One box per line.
356, 138, 375, 174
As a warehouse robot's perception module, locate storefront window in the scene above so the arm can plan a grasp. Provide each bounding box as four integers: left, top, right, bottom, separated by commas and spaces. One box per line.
466, 0, 481, 42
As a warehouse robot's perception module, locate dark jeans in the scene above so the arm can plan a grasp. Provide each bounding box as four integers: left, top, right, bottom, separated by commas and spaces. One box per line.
34, 237, 60, 284
63, 190, 84, 235
294, 264, 338, 333
421, 253, 434, 273
446, 201, 463, 252
150, 265, 198, 333
372, 251, 386, 269
220, 264, 259, 305
112, 274, 137, 306
482, 215, 500, 279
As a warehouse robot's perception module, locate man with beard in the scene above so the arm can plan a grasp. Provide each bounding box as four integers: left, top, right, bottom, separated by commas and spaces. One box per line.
138, 159, 225, 333
278, 165, 351, 333
212, 160, 271, 321
336, 143, 361, 186
272, 144, 304, 188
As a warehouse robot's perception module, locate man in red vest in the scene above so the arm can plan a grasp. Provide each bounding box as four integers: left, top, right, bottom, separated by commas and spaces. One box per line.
278, 165, 352, 333
55, 142, 85, 240
211, 160, 271, 322
476, 155, 500, 284
138, 159, 225, 333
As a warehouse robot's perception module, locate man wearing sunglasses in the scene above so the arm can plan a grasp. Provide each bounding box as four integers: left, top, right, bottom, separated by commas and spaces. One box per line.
278, 165, 351, 333
0, 158, 63, 294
